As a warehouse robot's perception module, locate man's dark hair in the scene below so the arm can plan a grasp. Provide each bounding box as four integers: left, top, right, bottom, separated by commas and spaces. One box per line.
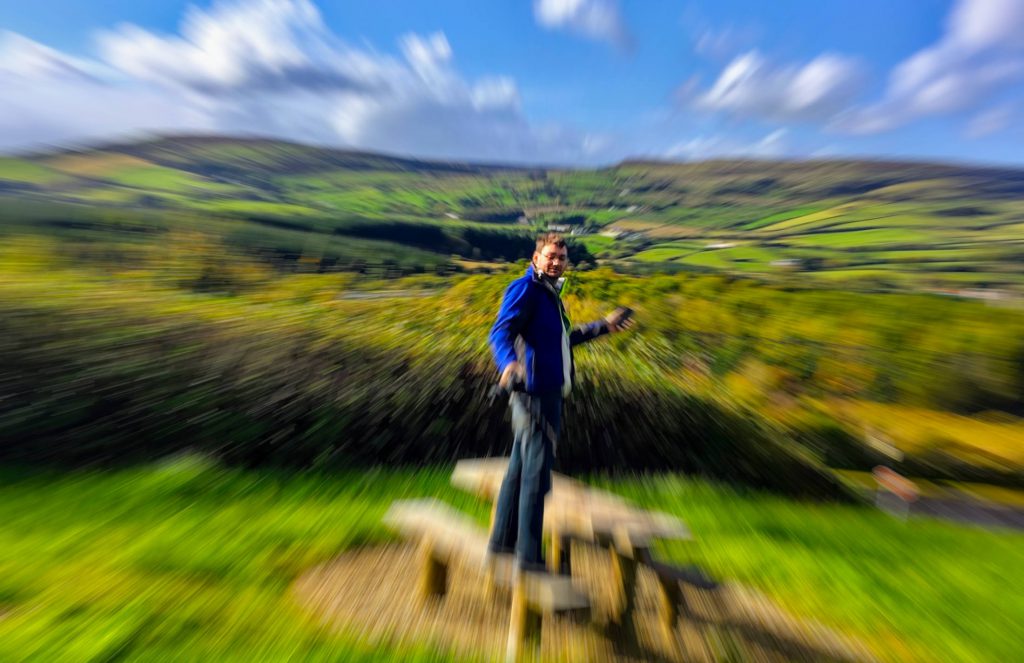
535, 232, 567, 252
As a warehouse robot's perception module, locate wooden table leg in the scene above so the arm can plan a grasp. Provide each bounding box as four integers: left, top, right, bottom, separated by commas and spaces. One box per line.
507, 573, 541, 663
609, 545, 639, 634
548, 529, 571, 575
558, 534, 572, 576
417, 537, 446, 602
655, 575, 682, 645
548, 528, 561, 575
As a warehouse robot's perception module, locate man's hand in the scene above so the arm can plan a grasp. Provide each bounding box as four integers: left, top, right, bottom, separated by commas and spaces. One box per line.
605, 307, 636, 334
500, 361, 524, 388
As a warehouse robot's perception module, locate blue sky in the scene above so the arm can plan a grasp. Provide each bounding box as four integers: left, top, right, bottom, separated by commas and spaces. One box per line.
1, 0, 1022, 165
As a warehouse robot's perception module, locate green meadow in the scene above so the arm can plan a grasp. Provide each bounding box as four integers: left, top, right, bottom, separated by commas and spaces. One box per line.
1, 460, 1020, 663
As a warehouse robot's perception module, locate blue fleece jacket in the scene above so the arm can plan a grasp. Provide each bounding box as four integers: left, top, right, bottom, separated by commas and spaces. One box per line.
489, 266, 610, 395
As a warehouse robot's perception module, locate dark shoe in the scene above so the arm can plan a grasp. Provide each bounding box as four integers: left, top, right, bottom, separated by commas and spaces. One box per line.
516, 560, 549, 574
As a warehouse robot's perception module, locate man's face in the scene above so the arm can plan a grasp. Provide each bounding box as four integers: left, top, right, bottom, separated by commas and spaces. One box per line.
534, 243, 569, 279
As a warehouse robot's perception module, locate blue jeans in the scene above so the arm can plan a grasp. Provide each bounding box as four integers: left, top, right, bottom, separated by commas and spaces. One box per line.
488, 391, 562, 568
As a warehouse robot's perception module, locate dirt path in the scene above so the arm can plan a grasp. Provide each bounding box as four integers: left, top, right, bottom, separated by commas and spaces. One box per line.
293, 543, 875, 662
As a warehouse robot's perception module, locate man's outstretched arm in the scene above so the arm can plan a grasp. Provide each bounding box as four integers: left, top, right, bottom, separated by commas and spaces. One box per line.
569, 320, 610, 347
570, 307, 633, 346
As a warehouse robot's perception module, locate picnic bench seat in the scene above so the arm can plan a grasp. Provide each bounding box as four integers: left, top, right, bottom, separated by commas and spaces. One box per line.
384, 499, 590, 662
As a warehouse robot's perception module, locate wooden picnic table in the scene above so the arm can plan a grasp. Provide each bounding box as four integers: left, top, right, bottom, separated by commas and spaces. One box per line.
384, 458, 709, 662
452, 458, 696, 638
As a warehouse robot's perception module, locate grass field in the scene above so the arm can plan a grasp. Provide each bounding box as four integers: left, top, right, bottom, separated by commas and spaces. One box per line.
0, 461, 470, 663
633, 246, 694, 262
0, 157, 71, 186
741, 206, 828, 231
0, 460, 1020, 662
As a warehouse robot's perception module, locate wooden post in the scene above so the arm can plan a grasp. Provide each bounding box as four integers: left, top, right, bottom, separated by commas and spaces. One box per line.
548, 529, 570, 575
417, 537, 447, 601
548, 528, 561, 575
655, 575, 682, 645
506, 573, 541, 663
558, 534, 572, 576
486, 498, 501, 598
609, 545, 638, 634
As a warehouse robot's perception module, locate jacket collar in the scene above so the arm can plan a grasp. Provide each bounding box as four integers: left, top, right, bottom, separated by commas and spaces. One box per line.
527, 264, 565, 294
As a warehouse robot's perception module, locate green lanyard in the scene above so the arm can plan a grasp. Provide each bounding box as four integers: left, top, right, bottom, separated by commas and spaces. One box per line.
557, 297, 571, 334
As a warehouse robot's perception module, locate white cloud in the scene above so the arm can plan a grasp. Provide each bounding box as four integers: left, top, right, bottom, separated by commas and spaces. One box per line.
947, 0, 1024, 50
0, 0, 608, 164
0, 31, 102, 83
533, 0, 632, 50
692, 24, 760, 61
694, 51, 864, 123
836, 0, 1024, 134
665, 128, 789, 160
399, 32, 453, 78
756, 128, 788, 155
965, 103, 1015, 138
0, 31, 210, 148
96, 0, 359, 95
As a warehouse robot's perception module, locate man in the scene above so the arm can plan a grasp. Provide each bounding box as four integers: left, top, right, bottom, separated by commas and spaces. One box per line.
487, 232, 632, 571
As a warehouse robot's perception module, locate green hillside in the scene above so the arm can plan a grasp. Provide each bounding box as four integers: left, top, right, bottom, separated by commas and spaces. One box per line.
3, 134, 1024, 483
2, 136, 1023, 294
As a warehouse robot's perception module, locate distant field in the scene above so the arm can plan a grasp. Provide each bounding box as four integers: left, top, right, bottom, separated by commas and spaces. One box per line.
109, 166, 237, 195
677, 250, 734, 268
633, 247, 689, 262
574, 233, 616, 254
783, 228, 938, 248
632, 241, 706, 261
741, 205, 827, 230
47, 153, 152, 177
760, 206, 849, 232
0, 158, 71, 185
4, 136, 1024, 293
